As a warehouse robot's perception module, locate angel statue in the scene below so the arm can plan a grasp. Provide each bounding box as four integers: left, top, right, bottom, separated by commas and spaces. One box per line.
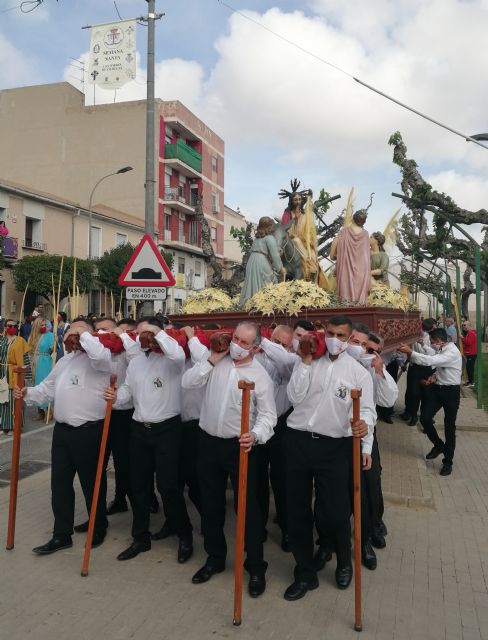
239, 216, 286, 306
369, 210, 399, 288
329, 189, 373, 304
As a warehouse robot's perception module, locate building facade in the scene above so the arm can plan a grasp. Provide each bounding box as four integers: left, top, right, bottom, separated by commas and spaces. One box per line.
0, 179, 145, 319
0, 83, 225, 311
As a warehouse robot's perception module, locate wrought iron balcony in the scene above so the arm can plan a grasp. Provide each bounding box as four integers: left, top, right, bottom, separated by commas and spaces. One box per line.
23, 239, 47, 251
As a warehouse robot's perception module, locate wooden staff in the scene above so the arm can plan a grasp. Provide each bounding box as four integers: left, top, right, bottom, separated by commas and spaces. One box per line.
351, 388, 362, 632
81, 373, 117, 576
233, 379, 255, 627
6, 366, 27, 550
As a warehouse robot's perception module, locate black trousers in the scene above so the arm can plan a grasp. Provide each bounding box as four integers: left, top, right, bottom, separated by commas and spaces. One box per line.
466, 355, 476, 384
376, 360, 399, 420
197, 431, 266, 573
51, 421, 108, 537
130, 418, 192, 543
107, 408, 133, 504
286, 429, 352, 582
404, 363, 433, 418
362, 430, 384, 532
179, 419, 202, 515
256, 410, 290, 535
420, 384, 460, 465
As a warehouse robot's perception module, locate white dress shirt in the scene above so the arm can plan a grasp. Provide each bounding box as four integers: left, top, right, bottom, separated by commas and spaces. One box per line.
287, 351, 376, 454
410, 342, 462, 386
256, 346, 293, 418
181, 355, 277, 444
25, 332, 112, 426
363, 363, 399, 409
114, 330, 185, 423
181, 336, 209, 422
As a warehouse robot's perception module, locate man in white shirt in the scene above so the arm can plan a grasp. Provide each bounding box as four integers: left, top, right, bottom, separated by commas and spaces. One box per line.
400, 327, 462, 476
182, 321, 276, 598
256, 324, 296, 552
152, 325, 208, 541
445, 317, 458, 344
104, 317, 193, 563
284, 315, 375, 601
14, 318, 112, 555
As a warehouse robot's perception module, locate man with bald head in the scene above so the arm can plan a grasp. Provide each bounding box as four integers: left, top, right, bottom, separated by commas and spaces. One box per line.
182, 321, 276, 597
14, 318, 113, 555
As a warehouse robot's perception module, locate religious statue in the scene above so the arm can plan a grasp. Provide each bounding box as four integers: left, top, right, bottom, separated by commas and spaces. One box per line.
329, 191, 373, 304
274, 180, 327, 286
370, 231, 390, 287
239, 216, 285, 306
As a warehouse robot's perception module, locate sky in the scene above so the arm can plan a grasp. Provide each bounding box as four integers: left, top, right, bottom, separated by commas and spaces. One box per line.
1, 0, 488, 256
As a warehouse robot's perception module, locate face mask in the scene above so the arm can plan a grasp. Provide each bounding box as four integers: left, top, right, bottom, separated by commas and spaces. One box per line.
6, 327, 17, 336
346, 343, 365, 361
230, 342, 251, 361
40, 326, 47, 334
359, 353, 376, 367
432, 344, 441, 352
97, 329, 108, 334
292, 338, 300, 352
325, 336, 348, 356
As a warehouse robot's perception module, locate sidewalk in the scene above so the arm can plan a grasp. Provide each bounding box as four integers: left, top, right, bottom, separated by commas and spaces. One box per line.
0, 388, 487, 640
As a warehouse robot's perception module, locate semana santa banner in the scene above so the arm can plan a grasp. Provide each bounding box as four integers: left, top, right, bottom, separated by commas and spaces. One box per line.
88, 19, 136, 90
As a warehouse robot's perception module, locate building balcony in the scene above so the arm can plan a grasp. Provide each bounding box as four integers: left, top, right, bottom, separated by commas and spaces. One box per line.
160, 188, 195, 215
23, 238, 47, 252
3, 236, 18, 260
159, 237, 203, 255
163, 140, 202, 177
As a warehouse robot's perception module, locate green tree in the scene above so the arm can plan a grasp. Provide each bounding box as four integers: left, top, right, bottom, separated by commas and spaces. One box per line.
97, 243, 174, 302
13, 255, 95, 303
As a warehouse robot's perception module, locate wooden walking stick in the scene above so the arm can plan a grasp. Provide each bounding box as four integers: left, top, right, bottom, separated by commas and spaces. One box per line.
81, 373, 117, 577
233, 379, 255, 627
351, 388, 362, 632
6, 366, 27, 550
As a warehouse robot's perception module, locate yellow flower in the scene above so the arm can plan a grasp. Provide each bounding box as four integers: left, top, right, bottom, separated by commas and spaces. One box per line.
182, 288, 234, 314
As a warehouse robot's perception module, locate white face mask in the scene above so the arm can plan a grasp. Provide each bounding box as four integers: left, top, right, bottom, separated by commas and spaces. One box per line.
230, 342, 251, 361
346, 343, 366, 361
359, 353, 375, 366
292, 338, 300, 352
325, 336, 348, 356
432, 344, 442, 352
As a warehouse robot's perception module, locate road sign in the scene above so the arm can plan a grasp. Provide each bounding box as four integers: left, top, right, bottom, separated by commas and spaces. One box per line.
125, 287, 167, 301
118, 234, 176, 287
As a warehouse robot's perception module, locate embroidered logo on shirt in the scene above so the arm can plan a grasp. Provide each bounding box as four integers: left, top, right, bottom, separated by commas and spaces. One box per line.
153, 377, 163, 388
335, 383, 348, 400
70, 375, 80, 386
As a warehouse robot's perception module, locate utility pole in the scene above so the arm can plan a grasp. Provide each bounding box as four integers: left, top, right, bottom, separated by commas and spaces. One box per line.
145, 0, 158, 236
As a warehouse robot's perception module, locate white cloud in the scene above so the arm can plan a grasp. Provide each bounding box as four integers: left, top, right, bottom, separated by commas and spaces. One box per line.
0, 33, 40, 86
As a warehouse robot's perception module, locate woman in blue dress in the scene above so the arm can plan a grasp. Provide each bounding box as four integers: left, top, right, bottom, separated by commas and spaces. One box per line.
239, 217, 285, 306
28, 317, 54, 421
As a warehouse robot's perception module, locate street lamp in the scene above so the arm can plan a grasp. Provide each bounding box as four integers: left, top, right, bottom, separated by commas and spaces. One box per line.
88, 166, 133, 259
392, 192, 484, 408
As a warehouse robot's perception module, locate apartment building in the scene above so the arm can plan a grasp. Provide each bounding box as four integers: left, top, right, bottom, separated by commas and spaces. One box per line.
0, 179, 144, 319
0, 82, 225, 310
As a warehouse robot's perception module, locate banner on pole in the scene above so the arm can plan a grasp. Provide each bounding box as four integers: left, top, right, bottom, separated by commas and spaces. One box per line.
89, 19, 136, 90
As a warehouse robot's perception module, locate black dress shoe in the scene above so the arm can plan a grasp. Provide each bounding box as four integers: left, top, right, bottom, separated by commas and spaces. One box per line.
440, 463, 452, 476
376, 519, 388, 537
281, 532, 291, 552
313, 547, 333, 571
90, 530, 107, 548
361, 541, 377, 570
426, 445, 444, 460
399, 412, 411, 421
248, 573, 266, 597
335, 564, 353, 589
177, 538, 193, 563
408, 416, 418, 426
117, 540, 151, 561
151, 520, 174, 540
371, 533, 386, 549
382, 416, 394, 424
107, 499, 128, 515
284, 576, 319, 601
192, 563, 225, 584
33, 536, 72, 555
150, 494, 159, 514
74, 520, 89, 533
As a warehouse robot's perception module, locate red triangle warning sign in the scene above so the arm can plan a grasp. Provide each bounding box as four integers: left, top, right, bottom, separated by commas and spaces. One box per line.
118, 234, 176, 287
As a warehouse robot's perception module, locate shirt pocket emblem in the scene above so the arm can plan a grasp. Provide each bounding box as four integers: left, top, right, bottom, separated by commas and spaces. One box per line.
334, 383, 348, 400
153, 377, 163, 389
